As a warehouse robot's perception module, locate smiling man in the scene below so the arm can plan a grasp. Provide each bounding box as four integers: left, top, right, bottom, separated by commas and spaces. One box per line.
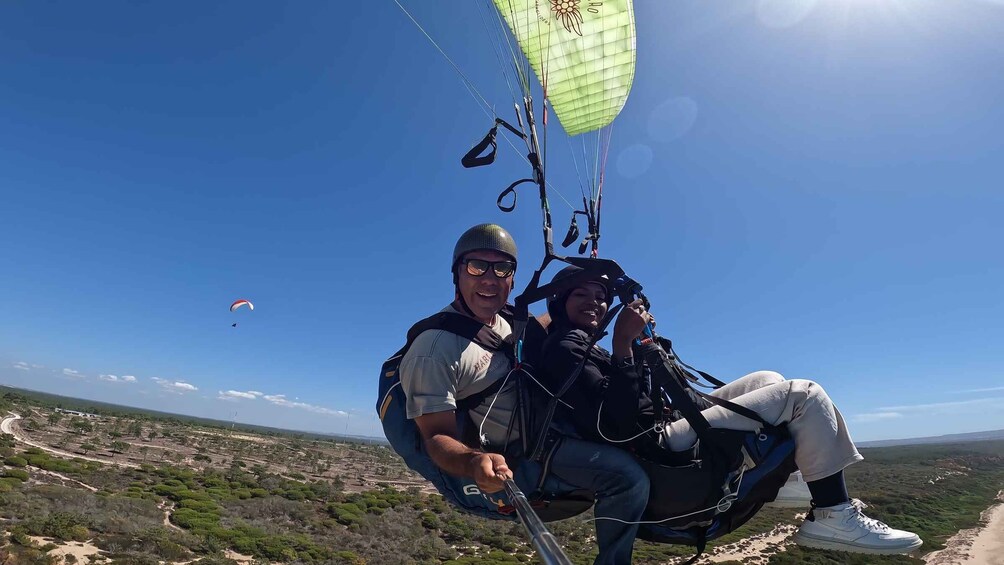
399, 223, 650, 565
400, 223, 522, 491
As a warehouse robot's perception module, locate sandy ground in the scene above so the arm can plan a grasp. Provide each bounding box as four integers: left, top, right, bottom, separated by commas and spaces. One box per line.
659, 513, 804, 564
28, 536, 105, 563
224, 549, 259, 563
158, 501, 183, 531
1, 413, 139, 469
970, 497, 1004, 565
925, 490, 1004, 565
704, 523, 800, 563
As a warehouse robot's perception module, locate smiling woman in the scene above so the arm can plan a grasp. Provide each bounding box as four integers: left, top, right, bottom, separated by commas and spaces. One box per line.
537, 265, 925, 557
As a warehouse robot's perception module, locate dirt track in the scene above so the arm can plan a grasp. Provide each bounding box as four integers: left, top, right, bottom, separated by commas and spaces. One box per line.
1, 413, 139, 468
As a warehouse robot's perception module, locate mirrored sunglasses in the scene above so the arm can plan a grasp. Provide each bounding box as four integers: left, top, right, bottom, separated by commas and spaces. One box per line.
463, 258, 516, 278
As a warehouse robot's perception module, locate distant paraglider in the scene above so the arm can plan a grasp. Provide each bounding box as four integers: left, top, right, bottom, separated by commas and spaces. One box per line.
230, 299, 254, 312
230, 299, 253, 327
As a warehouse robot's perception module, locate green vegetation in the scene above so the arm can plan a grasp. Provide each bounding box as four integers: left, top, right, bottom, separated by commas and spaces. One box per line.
0, 385, 383, 445
5, 455, 28, 467
2, 468, 29, 481
1, 388, 1001, 564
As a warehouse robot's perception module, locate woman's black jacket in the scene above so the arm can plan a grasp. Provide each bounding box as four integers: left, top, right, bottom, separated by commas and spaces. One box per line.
539, 322, 655, 446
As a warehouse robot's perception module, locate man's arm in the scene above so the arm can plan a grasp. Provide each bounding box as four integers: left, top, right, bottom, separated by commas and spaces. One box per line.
414, 411, 511, 494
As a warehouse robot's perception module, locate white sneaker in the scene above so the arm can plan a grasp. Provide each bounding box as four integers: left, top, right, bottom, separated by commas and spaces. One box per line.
793, 499, 923, 554
766, 471, 812, 508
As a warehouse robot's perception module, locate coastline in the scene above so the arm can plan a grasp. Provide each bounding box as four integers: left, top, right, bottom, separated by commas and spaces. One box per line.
925, 490, 1004, 565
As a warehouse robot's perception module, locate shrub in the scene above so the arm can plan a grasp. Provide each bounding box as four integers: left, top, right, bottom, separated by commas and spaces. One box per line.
68, 525, 89, 542
419, 510, 440, 530
177, 498, 220, 514
282, 489, 305, 501
70, 419, 93, 434
22, 512, 90, 542
3, 468, 29, 481
5, 455, 28, 467
9, 528, 33, 547
171, 508, 221, 531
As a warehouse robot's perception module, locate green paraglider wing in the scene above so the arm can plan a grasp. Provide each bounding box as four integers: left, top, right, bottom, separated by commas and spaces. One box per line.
493, 0, 636, 136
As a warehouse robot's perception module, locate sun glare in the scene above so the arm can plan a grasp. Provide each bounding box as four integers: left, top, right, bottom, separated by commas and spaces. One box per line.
757, 0, 819, 28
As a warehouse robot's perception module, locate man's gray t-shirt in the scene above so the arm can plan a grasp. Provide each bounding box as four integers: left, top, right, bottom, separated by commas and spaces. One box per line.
399, 304, 518, 449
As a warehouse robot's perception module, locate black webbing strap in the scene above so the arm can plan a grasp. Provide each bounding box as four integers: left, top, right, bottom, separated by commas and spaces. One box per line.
643, 344, 771, 436
527, 304, 619, 462
654, 336, 727, 389
561, 214, 580, 248
406, 312, 482, 344
461, 125, 499, 168
656, 339, 768, 425
461, 118, 526, 169
497, 177, 535, 213
407, 310, 514, 413
691, 389, 770, 426
682, 531, 708, 565
508, 256, 627, 463
679, 359, 727, 388
649, 361, 666, 428
643, 346, 714, 435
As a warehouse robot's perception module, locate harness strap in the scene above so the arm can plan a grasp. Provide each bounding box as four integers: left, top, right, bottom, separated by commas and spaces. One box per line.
643, 343, 772, 438
654, 336, 727, 389
407, 308, 516, 432
528, 326, 609, 462
533, 430, 565, 493
452, 311, 516, 412
462, 126, 499, 168
681, 530, 708, 565
690, 388, 771, 426
406, 312, 488, 344
461, 118, 527, 169
497, 178, 535, 213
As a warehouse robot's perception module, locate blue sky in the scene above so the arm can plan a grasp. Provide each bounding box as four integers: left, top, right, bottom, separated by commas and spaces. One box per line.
2, 1, 1002, 442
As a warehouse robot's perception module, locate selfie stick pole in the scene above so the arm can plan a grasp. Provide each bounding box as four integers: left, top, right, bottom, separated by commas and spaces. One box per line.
503, 478, 573, 565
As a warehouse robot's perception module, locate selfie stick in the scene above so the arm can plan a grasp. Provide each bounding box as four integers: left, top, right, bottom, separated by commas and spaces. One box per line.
503, 478, 574, 565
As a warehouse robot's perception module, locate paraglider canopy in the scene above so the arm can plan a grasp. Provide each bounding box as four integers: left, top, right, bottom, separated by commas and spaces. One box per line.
230, 299, 254, 312
493, 0, 636, 136
481, 0, 636, 258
